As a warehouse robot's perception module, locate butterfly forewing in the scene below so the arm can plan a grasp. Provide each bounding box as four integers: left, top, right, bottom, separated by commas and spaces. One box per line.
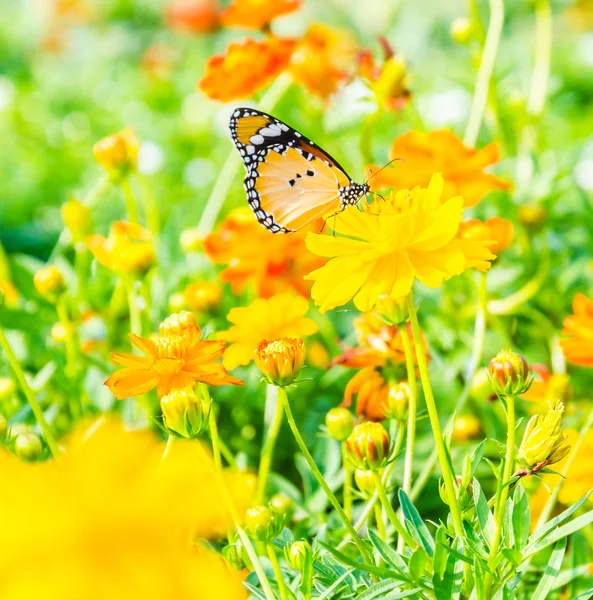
229, 108, 364, 233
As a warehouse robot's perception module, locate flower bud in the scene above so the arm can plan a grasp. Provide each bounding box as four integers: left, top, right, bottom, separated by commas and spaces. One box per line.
488, 350, 533, 396
14, 432, 43, 461
244, 505, 284, 542
325, 407, 354, 441
269, 492, 293, 518
470, 368, 495, 402
284, 540, 313, 571
354, 468, 378, 496
516, 402, 570, 472
254, 338, 305, 387
0, 377, 16, 401
452, 415, 481, 442
93, 128, 139, 178
519, 204, 547, 231
346, 422, 391, 470
385, 381, 410, 421
159, 311, 201, 345
184, 281, 222, 313
61, 198, 91, 242
374, 295, 408, 325
0, 415, 8, 439
450, 17, 474, 44
160, 386, 209, 438
180, 228, 203, 253
33, 266, 66, 299
0, 280, 18, 307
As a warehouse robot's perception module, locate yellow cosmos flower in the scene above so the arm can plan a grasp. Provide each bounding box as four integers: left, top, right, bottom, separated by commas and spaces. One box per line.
305, 173, 496, 313
87, 221, 155, 274
254, 337, 305, 387
218, 293, 318, 369
0, 419, 250, 600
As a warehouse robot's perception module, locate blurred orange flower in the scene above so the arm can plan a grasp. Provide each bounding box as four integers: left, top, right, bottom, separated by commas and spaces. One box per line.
290, 24, 356, 99
343, 367, 390, 421
87, 221, 154, 274
357, 39, 410, 111
221, 0, 299, 30
218, 293, 318, 369
165, 0, 221, 33
457, 216, 514, 271
204, 208, 323, 298
520, 364, 572, 414
105, 312, 243, 399
560, 293, 593, 367
199, 37, 295, 102
368, 130, 511, 207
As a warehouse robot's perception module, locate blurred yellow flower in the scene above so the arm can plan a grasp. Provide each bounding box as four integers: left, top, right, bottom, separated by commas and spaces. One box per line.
0, 419, 250, 600
184, 281, 222, 313
93, 127, 139, 178
218, 293, 317, 369
87, 221, 155, 274
33, 265, 66, 298
306, 173, 496, 313
0, 279, 18, 307
452, 415, 481, 442
221, 0, 300, 29
106, 311, 243, 399
560, 293, 593, 367
61, 198, 91, 242
368, 130, 511, 207
521, 363, 572, 414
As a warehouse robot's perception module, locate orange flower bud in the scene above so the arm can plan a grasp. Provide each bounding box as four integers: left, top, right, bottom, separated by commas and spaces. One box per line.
34, 266, 66, 299
254, 337, 305, 387
184, 281, 222, 313
325, 407, 354, 441
488, 350, 533, 397
346, 422, 391, 470
93, 128, 139, 178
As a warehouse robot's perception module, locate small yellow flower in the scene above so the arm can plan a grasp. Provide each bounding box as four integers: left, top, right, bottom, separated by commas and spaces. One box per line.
33, 266, 66, 299
346, 422, 391, 470
384, 381, 410, 422
244, 505, 283, 542
184, 281, 222, 313
93, 127, 139, 179
61, 198, 91, 242
305, 173, 496, 313
517, 403, 570, 475
519, 204, 547, 231
218, 293, 318, 370
452, 415, 481, 442
160, 386, 210, 439
488, 349, 533, 396
325, 407, 355, 441
254, 337, 305, 387
86, 221, 155, 274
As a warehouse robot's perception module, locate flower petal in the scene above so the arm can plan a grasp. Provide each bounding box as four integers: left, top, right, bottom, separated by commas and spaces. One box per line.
104, 367, 160, 399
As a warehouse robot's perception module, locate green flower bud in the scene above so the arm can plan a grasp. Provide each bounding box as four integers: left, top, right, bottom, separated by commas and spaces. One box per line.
346, 422, 391, 470
160, 386, 210, 439
14, 432, 43, 461
488, 350, 533, 396
385, 381, 410, 421
325, 407, 354, 441
244, 505, 284, 542
284, 540, 313, 571
269, 492, 293, 518
354, 468, 378, 497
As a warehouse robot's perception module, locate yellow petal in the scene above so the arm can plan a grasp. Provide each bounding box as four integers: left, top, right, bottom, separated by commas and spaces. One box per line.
305, 233, 371, 257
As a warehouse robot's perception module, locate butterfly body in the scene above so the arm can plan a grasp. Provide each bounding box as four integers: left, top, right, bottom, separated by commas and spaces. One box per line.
229, 108, 369, 233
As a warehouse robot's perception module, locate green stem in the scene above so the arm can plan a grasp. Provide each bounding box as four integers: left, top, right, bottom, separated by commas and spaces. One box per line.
279, 386, 375, 567
162, 435, 174, 460
257, 385, 284, 503
56, 296, 83, 417
86, 174, 111, 208
406, 293, 464, 538
73, 245, 89, 308
138, 174, 160, 241
0, 238, 11, 280
342, 441, 353, 521
123, 277, 142, 337
374, 503, 387, 542
486, 395, 516, 578
267, 543, 289, 600
200, 383, 222, 471
410, 272, 487, 502
463, 0, 504, 147
360, 110, 379, 166
527, 0, 552, 120
121, 177, 139, 224
0, 327, 59, 458
198, 73, 292, 235
372, 470, 416, 548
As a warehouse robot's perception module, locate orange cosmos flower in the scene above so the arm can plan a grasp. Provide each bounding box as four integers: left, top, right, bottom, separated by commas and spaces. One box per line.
204, 208, 324, 298
343, 367, 390, 421
217, 293, 317, 369
105, 311, 243, 399
290, 24, 356, 99
368, 130, 511, 208
221, 0, 300, 30
357, 38, 410, 111
165, 0, 221, 33
199, 37, 296, 102
87, 221, 155, 274
560, 293, 593, 367
456, 216, 514, 271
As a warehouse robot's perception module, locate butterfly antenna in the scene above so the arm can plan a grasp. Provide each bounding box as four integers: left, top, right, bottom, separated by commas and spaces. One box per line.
364, 157, 403, 185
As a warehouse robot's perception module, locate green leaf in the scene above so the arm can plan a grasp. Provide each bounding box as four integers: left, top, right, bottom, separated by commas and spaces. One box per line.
512, 485, 530, 550
367, 529, 407, 573
470, 440, 486, 477
551, 564, 592, 590
501, 548, 523, 566
398, 489, 435, 556
408, 547, 427, 582
531, 537, 567, 600
315, 569, 354, 600
383, 589, 424, 600
528, 488, 593, 548
433, 526, 449, 579
472, 478, 495, 544
242, 582, 267, 600
356, 580, 401, 600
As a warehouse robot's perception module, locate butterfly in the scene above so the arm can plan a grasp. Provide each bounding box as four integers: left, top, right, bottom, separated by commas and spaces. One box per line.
229, 108, 369, 234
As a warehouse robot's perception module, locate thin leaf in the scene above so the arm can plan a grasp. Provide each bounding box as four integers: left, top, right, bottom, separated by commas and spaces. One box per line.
316, 569, 354, 600
531, 537, 567, 600
367, 529, 407, 573
551, 564, 592, 590
569, 589, 593, 600
398, 489, 435, 556
242, 581, 268, 600
408, 547, 427, 582
470, 440, 486, 478
512, 485, 530, 550
356, 580, 400, 600
526, 509, 593, 558
472, 479, 495, 544
383, 589, 424, 600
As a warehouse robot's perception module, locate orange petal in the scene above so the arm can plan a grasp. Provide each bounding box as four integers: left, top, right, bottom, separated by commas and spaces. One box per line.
104, 368, 160, 399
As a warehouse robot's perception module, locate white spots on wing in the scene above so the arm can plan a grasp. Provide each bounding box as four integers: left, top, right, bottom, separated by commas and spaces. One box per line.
250, 134, 265, 145
246, 145, 256, 154
233, 110, 241, 117
278, 123, 289, 131
258, 127, 281, 137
